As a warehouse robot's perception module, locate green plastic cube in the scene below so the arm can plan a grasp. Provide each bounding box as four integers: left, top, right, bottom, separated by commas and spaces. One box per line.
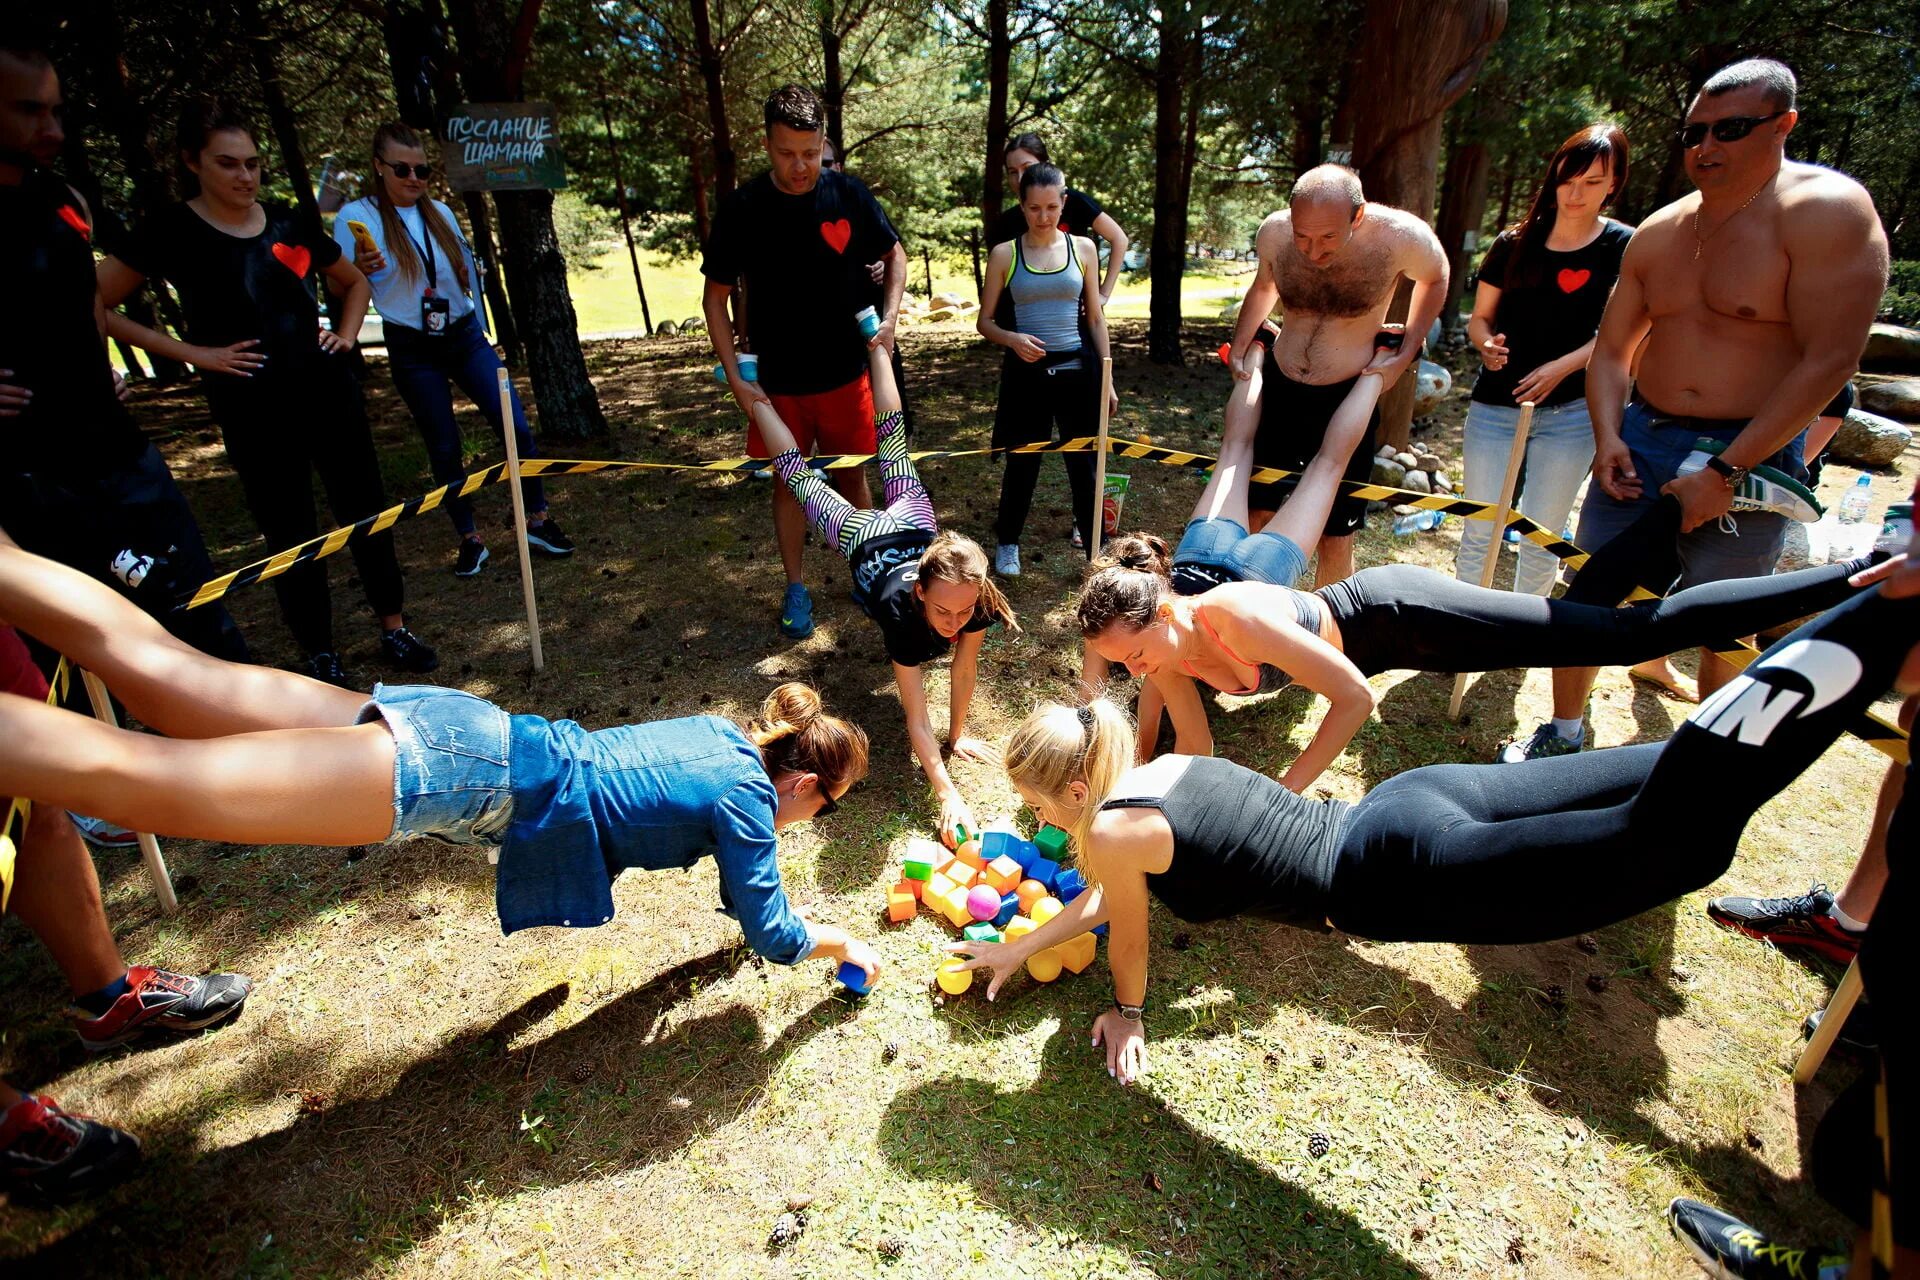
902, 859, 934, 882
1033, 825, 1070, 860
961, 922, 1002, 944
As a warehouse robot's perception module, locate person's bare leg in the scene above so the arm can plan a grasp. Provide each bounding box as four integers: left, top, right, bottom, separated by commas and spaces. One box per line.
0, 696, 395, 846
7, 805, 121, 996
1265, 374, 1385, 563
1551, 664, 1600, 723
830, 465, 873, 513
1627, 654, 1697, 701
1192, 361, 1265, 528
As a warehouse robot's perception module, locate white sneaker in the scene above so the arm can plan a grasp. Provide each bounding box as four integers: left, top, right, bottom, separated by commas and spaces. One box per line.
1675, 438, 1824, 522
1877, 501, 1914, 553
994, 544, 1022, 577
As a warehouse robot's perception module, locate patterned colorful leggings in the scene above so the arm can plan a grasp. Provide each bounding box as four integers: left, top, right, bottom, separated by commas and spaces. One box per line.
773, 410, 936, 558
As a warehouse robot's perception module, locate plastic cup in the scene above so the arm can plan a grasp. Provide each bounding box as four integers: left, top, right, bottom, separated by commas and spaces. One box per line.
855, 305, 880, 340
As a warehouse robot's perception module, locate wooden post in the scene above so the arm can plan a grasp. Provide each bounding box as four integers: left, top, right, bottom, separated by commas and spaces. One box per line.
80, 670, 177, 915
1447, 400, 1533, 718
497, 368, 545, 672
1795, 958, 1863, 1083
1091, 358, 1114, 561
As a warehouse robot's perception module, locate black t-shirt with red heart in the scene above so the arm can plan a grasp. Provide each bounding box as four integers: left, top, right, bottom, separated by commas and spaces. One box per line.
701, 170, 900, 396
1469, 218, 1631, 408
117, 200, 341, 376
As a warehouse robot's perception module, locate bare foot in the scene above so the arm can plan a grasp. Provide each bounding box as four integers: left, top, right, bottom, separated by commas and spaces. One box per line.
1627, 656, 1698, 703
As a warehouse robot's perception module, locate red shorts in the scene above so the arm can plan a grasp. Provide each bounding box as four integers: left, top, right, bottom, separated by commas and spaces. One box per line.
747, 372, 876, 457
0, 626, 48, 701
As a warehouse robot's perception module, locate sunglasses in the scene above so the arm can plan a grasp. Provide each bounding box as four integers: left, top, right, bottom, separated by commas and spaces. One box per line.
380, 160, 434, 179
815, 794, 840, 818
1678, 112, 1785, 149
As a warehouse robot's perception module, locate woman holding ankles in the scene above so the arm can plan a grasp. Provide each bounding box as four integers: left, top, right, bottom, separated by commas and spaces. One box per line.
951, 560, 1918, 1085
0, 532, 879, 981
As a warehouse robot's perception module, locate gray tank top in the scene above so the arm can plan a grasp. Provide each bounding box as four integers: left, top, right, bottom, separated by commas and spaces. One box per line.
1008, 235, 1085, 369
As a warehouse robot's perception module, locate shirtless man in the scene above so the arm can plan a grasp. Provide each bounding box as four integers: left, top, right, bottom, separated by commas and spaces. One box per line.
1225, 165, 1447, 585
1504, 58, 1890, 762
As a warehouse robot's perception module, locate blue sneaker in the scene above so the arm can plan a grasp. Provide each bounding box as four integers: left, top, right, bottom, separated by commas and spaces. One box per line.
779, 583, 815, 640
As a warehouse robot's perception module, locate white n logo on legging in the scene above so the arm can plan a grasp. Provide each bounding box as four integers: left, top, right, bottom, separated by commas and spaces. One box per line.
1689, 640, 1862, 746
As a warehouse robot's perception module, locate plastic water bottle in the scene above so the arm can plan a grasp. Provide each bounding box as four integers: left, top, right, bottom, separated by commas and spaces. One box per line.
1833, 475, 1874, 561
1391, 509, 1446, 536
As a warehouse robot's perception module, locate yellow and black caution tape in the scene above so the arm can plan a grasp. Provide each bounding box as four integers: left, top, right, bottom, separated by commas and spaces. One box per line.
1, 655, 70, 911
173, 434, 1906, 762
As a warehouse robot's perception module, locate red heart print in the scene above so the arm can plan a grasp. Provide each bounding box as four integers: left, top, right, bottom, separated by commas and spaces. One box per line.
55, 204, 90, 240
271, 242, 312, 278
1556, 267, 1591, 294
1060, 221, 1073, 234
819, 219, 852, 254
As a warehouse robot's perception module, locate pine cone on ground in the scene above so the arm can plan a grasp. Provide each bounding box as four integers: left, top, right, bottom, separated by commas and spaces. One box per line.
1307, 1131, 1331, 1159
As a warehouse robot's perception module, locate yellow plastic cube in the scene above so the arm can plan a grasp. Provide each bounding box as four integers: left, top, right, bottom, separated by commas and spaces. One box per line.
937, 858, 978, 889
939, 887, 975, 928
1059, 931, 1097, 974
951, 841, 987, 874
1026, 946, 1064, 983
984, 855, 1023, 895
927, 870, 958, 903
1003, 915, 1035, 943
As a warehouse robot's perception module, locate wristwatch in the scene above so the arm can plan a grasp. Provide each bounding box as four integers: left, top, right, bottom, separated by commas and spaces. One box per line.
1113, 999, 1145, 1022
1703, 455, 1750, 488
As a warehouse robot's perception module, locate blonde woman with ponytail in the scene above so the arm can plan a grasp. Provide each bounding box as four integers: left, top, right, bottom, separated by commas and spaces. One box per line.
0, 533, 879, 978
751, 341, 1017, 846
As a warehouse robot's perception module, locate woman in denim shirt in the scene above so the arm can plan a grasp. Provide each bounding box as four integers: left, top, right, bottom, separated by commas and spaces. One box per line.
0, 536, 880, 983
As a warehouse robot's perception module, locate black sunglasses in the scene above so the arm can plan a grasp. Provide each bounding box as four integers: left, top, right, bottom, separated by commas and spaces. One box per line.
815, 793, 840, 818
380, 160, 434, 179
1678, 112, 1785, 149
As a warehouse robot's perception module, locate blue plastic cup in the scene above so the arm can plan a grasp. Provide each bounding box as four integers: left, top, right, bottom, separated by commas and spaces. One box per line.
855, 306, 880, 341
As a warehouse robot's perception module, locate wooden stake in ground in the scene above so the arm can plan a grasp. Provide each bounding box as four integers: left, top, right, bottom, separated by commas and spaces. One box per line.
1448, 399, 1533, 718
80, 669, 176, 914
497, 368, 545, 672
1090, 357, 1113, 561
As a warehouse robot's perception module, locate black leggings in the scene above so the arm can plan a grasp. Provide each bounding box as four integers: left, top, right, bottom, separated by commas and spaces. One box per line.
992, 356, 1098, 549
1326, 587, 1918, 944
1323, 498, 1874, 678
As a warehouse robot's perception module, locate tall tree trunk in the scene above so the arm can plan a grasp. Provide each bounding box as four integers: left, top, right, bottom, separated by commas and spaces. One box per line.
1494, 160, 1517, 228
1146, 1, 1194, 365
1347, 0, 1507, 447
678, 81, 713, 245
463, 193, 524, 365
237, 0, 319, 226
980, 0, 1010, 234
600, 98, 654, 334
820, 12, 845, 158
1434, 138, 1489, 331
688, 0, 736, 198
445, 0, 606, 438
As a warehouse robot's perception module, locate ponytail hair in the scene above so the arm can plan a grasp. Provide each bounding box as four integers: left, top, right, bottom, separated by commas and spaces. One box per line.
748, 681, 869, 793
175, 98, 257, 200
369, 122, 472, 292
919, 531, 1019, 633
1002, 695, 1134, 872
1076, 532, 1170, 637
1019, 162, 1066, 199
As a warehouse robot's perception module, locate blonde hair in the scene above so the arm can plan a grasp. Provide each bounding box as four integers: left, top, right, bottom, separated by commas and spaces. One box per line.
747, 682, 869, 792
1002, 695, 1133, 875
919, 531, 1020, 633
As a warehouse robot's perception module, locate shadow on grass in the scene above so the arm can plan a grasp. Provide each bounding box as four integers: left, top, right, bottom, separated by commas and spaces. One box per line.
15, 947, 846, 1278
879, 1021, 1426, 1279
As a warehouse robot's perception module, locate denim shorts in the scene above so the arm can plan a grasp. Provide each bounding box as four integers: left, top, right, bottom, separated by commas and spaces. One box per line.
359, 683, 516, 845
1171, 517, 1310, 591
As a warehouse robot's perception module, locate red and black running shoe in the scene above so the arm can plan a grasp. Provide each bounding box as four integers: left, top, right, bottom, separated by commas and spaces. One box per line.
67, 965, 254, 1054
1705, 883, 1863, 965
0, 1094, 142, 1203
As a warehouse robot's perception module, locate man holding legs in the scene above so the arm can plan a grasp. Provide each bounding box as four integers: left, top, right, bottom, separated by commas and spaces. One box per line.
1225, 164, 1447, 586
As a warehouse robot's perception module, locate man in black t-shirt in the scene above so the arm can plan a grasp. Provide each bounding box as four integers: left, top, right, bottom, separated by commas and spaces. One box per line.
701, 85, 907, 641
0, 42, 246, 664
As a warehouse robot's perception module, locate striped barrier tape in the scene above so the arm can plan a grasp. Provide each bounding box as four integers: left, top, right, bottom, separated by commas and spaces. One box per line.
1, 656, 70, 911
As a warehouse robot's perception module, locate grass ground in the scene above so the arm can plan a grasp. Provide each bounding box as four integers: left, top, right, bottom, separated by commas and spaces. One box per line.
2, 318, 1912, 1278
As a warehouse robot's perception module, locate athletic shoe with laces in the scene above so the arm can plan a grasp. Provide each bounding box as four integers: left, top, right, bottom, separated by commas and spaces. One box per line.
1675, 438, 1825, 523
0, 1094, 141, 1203
995, 543, 1022, 577
67, 813, 138, 849
68, 965, 254, 1053
453, 539, 489, 577
779, 583, 815, 640
1803, 998, 1877, 1053
1496, 721, 1582, 764
1667, 1198, 1849, 1279
525, 517, 575, 556
381, 625, 440, 673
1706, 882, 1863, 964
307, 651, 353, 688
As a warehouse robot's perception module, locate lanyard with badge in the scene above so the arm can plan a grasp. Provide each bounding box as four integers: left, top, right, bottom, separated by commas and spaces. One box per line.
406, 210, 451, 336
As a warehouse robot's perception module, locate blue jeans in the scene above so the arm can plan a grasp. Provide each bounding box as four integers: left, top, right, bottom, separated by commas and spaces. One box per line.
1575, 397, 1804, 590
1454, 398, 1595, 596
386, 316, 546, 537
360, 683, 515, 844
1171, 516, 1310, 591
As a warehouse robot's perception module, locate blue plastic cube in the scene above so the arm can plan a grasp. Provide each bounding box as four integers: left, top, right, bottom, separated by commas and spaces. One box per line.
1025, 856, 1059, 892
1055, 867, 1087, 903
992, 892, 1020, 928
1092, 922, 1109, 937
981, 830, 1037, 870
835, 960, 873, 996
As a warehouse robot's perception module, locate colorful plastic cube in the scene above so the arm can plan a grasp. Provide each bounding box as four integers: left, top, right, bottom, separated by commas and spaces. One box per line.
938, 887, 975, 928
927, 870, 959, 904
836, 960, 873, 995
966, 883, 1001, 921
1025, 857, 1060, 892
1015, 879, 1049, 914
952, 840, 987, 874
984, 855, 1023, 895
1031, 895, 1064, 926
887, 885, 918, 923
962, 921, 1002, 944
981, 830, 1035, 870
1004, 915, 1035, 942
936, 958, 972, 994
1092, 922, 1109, 938
1026, 947, 1064, 983
1059, 932, 1097, 974
1054, 867, 1088, 903
992, 892, 1020, 928
899, 875, 926, 901
1033, 824, 1071, 861
938, 858, 978, 889
902, 858, 934, 882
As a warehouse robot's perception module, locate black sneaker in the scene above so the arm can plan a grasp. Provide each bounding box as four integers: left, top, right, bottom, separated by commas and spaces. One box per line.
526, 517, 574, 556
381, 625, 440, 673
454, 539, 490, 577
1802, 998, 1877, 1053
68, 965, 255, 1053
1667, 1198, 1848, 1279
307, 651, 353, 688
0, 1094, 142, 1204
1706, 883, 1863, 964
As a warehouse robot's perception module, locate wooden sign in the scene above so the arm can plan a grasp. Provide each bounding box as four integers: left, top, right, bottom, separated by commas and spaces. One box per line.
441, 102, 568, 192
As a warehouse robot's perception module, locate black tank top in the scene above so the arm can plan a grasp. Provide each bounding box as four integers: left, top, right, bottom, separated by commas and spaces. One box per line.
1100, 756, 1348, 929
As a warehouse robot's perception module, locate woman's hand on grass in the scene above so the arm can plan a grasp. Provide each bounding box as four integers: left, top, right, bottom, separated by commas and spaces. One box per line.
1091, 1008, 1146, 1085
